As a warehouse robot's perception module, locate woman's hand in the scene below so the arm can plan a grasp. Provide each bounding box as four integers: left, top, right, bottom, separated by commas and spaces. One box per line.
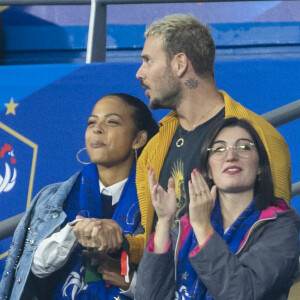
73, 217, 123, 253
188, 169, 217, 245
73, 217, 102, 248
148, 166, 176, 253
82, 250, 132, 290
98, 253, 133, 290
148, 166, 176, 226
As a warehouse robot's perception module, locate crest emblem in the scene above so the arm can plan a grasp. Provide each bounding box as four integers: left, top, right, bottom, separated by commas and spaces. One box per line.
0, 143, 17, 193
0, 122, 38, 261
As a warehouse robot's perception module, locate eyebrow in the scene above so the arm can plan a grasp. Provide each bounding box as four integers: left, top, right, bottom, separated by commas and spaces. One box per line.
212, 138, 253, 144
89, 113, 122, 119
141, 54, 150, 60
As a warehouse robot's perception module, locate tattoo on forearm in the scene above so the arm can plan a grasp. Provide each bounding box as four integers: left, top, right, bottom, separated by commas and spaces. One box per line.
185, 78, 199, 89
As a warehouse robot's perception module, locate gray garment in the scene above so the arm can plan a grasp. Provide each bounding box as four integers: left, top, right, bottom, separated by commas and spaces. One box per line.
135, 208, 300, 300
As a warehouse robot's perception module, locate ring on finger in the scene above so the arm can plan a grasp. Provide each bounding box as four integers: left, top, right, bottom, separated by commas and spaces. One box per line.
196, 190, 207, 195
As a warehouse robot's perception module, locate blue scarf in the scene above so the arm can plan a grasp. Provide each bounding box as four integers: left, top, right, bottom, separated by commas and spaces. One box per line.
176, 199, 261, 300
52, 163, 140, 300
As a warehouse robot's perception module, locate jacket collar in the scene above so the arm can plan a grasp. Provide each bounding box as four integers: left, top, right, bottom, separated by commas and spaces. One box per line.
259, 199, 290, 221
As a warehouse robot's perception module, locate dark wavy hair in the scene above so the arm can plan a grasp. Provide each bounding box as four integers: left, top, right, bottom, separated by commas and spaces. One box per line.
199, 117, 276, 210
105, 93, 159, 157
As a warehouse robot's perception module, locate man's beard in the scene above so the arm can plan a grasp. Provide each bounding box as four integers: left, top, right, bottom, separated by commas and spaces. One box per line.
149, 69, 182, 110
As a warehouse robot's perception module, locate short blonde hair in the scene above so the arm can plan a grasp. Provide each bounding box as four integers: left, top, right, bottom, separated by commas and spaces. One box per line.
145, 14, 215, 77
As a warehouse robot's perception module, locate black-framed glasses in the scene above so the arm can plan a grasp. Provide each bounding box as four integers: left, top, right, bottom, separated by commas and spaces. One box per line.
207, 141, 256, 160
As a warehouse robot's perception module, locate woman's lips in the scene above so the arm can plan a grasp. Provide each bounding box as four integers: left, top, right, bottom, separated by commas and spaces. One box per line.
223, 166, 242, 174
90, 142, 105, 148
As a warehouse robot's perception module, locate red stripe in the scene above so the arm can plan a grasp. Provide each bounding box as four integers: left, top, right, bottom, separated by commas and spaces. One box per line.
121, 250, 128, 276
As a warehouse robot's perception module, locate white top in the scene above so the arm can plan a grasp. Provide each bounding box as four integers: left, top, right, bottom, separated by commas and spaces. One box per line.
99, 177, 127, 206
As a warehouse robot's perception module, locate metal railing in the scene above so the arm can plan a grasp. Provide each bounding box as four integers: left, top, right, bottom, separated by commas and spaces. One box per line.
292, 182, 300, 199
0, 0, 293, 62
262, 99, 300, 128
262, 99, 300, 199
0, 213, 24, 241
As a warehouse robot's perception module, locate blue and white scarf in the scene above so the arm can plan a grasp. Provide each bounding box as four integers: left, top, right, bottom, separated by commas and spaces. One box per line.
176, 198, 261, 300
52, 163, 140, 300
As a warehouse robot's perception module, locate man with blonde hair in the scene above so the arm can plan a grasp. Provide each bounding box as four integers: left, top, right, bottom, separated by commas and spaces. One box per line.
128, 14, 291, 264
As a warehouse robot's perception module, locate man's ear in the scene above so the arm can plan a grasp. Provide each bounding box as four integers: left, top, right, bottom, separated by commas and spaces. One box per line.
172, 52, 188, 78
132, 130, 148, 151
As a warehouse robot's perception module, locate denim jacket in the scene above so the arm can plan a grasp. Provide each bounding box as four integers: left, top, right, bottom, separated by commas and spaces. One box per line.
0, 172, 80, 300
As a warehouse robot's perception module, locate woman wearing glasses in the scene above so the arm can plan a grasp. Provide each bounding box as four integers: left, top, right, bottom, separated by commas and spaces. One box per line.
135, 117, 300, 300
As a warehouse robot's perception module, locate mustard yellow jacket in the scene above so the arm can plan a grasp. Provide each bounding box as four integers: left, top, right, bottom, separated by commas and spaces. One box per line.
126, 91, 291, 264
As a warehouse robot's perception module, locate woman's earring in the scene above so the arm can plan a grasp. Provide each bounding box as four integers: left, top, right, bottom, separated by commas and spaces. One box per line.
76, 148, 91, 165
134, 149, 138, 162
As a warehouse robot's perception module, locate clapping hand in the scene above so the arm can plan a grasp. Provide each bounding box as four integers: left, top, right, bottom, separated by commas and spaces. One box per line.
148, 166, 176, 253
188, 169, 217, 245
148, 166, 176, 226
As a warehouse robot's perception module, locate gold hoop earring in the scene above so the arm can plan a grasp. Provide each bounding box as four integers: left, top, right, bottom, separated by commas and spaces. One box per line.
76, 148, 91, 165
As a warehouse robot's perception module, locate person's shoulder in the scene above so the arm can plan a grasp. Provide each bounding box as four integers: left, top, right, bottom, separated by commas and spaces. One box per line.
41, 171, 80, 192
138, 111, 178, 163
223, 91, 285, 138
261, 202, 300, 237
32, 172, 81, 206
159, 110, 178, 125
277, 206, 300, 230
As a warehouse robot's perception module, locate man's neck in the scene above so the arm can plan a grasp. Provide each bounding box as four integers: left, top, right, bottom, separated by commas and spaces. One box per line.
176, 86, 224, 131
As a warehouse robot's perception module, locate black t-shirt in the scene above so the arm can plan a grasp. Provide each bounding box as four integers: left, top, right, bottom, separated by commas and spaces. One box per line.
159, 108, 225, 219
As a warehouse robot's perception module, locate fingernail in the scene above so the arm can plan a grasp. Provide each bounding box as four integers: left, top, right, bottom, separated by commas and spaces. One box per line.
189, 179, 192, 183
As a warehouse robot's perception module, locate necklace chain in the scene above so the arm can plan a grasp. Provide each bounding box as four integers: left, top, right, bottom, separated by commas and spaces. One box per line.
175, 104, 219, 148
176, 126, 196, 148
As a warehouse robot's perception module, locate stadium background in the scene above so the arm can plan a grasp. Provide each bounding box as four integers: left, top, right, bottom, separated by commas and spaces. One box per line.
0, 1, 300, 273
